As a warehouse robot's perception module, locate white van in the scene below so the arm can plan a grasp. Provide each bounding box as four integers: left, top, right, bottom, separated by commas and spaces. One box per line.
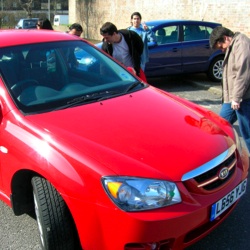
54, 15, 69, 26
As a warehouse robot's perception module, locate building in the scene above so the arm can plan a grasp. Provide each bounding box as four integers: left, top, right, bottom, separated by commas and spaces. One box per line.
69, 0, 250, 40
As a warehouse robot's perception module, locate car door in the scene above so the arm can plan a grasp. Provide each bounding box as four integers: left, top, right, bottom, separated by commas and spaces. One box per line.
145, 24, 182, 77
181, 23, 214, 73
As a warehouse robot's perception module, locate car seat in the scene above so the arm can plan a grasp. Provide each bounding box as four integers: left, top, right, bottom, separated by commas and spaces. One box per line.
156, 29, 166, 44
23, 49, 48, 84
170, 31, 178, 42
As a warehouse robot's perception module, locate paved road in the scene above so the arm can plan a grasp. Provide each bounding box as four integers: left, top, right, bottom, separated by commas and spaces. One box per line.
149, 74, 250, 250
0, 74, 249, 249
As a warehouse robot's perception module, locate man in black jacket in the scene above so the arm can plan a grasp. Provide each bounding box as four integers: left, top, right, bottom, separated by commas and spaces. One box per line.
100, 22, 143, 77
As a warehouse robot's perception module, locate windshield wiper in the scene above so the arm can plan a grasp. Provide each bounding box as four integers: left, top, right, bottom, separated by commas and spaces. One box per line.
53, 91, 118, 110
124, 81, 144, 93
67, 94, 96, 104
68, 91, 118, 104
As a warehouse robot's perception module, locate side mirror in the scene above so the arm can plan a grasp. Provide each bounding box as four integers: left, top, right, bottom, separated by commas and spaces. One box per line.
127, 67, 136, 75
127, 67, 147, 82
148, 41, 157, 48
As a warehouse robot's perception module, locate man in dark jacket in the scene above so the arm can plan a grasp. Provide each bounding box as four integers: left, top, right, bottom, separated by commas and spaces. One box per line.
100, 22, 143, 77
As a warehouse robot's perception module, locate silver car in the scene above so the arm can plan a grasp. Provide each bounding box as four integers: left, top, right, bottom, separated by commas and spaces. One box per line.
15, 18, 39, 29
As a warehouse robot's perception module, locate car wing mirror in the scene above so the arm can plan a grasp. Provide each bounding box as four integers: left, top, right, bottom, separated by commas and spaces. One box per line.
148, 41, 157, 48
127, 67, 147, 82
127, 67, 136, 75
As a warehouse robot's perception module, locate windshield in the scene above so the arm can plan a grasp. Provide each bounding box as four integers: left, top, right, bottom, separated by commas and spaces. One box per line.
23, 19, 38, 29
0, 41, 144, 114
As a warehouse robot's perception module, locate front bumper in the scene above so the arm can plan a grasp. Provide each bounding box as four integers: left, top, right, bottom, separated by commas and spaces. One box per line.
69, 148, 249, 250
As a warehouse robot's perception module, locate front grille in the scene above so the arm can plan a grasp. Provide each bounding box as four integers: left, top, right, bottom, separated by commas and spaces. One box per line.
194, 153, 236, 190
182, 145, 237, 193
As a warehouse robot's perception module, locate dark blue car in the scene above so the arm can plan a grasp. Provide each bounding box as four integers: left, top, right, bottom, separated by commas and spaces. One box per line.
145, 20, 224, 81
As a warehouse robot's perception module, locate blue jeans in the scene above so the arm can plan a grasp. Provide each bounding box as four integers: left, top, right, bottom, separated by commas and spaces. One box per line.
220, 100, 250, 153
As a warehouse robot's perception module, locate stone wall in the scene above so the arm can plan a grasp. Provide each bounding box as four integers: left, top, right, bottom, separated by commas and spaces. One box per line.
69, 0, 250, 40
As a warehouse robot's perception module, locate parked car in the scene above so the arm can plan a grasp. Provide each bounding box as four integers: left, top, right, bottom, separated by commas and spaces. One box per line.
15, 18, 39, 29
0, 30, 248, 250
145, 20, 224, 81
96, 20, 224, 82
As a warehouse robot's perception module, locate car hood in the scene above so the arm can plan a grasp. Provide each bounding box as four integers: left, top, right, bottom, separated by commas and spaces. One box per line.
24, 87, 233, 181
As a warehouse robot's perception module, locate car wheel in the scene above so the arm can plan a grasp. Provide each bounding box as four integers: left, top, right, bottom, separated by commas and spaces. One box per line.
207, 56, 224, 82
31, 176, 80, 250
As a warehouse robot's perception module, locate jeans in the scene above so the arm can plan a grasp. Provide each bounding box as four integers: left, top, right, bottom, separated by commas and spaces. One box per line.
220, 100, 250, 153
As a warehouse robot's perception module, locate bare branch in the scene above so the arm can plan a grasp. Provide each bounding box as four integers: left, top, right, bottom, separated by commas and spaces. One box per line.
18, 0, 34, 18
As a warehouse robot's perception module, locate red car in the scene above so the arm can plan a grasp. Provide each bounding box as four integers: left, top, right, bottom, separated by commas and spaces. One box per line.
0, 30, 248, 250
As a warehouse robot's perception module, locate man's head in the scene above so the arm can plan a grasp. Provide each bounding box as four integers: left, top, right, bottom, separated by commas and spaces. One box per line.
100, 22, 119, 43
131, 12, 142, 28
68, 23, 83, 37
210, 26, 235, 52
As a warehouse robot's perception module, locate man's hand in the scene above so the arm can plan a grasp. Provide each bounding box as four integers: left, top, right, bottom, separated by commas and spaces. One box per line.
142, 22, 148, 31
231, 100, 240, 110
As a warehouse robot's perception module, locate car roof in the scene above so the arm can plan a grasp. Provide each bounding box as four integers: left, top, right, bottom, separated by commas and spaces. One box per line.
0, 30, 81, 47
18, 18, 39, 23
20, 18, 39, 20
145, 19, 222, 27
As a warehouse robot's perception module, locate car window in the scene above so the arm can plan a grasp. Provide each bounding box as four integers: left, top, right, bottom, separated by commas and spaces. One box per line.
74, 47, 97, 71
183, 25, 213, 41
200, 26, 214, 38
23, 20, 37, 29
155, 25, 178, 45
0, 41, 142, 114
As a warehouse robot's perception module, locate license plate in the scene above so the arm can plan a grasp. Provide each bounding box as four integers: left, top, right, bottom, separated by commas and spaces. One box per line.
210, 179, 247, 221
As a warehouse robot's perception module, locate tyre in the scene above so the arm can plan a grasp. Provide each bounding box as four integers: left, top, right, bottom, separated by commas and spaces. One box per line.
31, 176, 80, 250
207, 56, 224, 82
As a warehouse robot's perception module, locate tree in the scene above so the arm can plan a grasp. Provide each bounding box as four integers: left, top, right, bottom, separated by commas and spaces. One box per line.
78, 0, 95, 38
18, 0, 33, 18
0, 0, 17, 28
77, 0, 104, 39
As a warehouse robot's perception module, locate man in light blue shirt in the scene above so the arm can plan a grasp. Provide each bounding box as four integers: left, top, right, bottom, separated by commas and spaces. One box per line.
128, 12, 156, 71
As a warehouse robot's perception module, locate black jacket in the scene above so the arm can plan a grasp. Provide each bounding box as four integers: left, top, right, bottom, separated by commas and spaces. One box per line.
102, 29, 143, 76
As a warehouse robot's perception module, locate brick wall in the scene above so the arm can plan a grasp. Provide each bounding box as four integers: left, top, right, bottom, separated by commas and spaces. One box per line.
69, 0, 250, 40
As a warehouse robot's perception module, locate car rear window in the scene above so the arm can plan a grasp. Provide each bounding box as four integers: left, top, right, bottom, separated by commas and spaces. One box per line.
183, 25, 214, 41
23, 20, 37, 29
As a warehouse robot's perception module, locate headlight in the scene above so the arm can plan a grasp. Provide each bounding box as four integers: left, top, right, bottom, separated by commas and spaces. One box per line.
102, 177, 181, 211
